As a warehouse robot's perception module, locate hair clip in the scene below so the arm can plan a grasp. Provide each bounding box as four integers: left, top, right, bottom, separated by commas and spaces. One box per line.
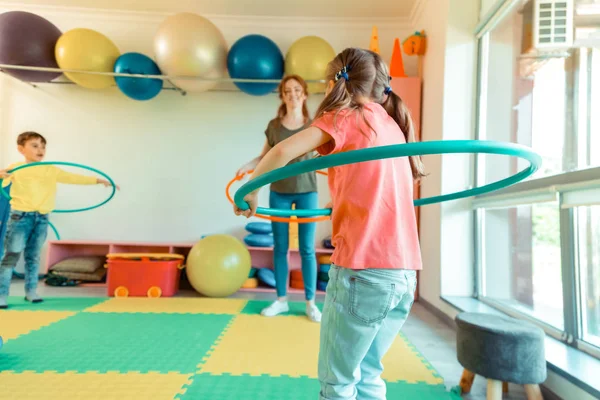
384, 86, 392, 95
335, 65, 350, 81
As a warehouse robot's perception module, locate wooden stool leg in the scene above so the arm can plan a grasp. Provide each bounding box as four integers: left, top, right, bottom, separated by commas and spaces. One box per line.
487, 379, 503, 400
524, 384, 543, 400
459, 369, 476, 394
503, 382, 509, 393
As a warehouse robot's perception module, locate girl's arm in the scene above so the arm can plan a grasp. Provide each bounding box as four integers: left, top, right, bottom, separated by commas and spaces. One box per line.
234, 126, 332, 217
236, 139, 272, 176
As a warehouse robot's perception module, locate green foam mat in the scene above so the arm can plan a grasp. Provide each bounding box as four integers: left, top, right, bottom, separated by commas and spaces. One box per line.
5, 296, 108, 311
178, 372, 462, 400
1, 312, 232, 373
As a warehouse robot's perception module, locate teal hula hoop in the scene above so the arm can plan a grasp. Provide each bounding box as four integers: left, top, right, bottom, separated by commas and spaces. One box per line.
233, 140, 542, 217
0, 161, 117, 240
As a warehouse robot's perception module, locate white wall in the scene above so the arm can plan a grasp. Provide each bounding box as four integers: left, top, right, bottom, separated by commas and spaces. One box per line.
439, 1, 479, 298
0, 4, 417, 247
414, 0, 478, 316
480, 0, 501, 20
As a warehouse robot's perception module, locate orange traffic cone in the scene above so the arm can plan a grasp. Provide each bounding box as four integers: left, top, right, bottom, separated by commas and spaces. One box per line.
389, 38, 406, 77
370, 26, 380, 54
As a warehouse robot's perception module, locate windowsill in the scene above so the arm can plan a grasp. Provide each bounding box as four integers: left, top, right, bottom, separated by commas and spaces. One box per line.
441, 296, 600, 399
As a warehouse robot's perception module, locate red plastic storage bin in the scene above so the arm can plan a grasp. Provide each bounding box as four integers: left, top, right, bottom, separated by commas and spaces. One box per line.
106, 253, 185, 298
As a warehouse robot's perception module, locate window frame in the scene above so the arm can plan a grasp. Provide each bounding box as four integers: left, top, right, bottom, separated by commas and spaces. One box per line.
473, 0, 600, 361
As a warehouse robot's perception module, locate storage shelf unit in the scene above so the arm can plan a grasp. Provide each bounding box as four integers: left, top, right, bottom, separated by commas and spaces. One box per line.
45, 239, 334, 294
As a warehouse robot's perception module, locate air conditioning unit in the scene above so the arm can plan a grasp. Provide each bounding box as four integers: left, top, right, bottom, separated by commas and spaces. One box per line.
519, 0, 599, 77
533, 0, 575, 49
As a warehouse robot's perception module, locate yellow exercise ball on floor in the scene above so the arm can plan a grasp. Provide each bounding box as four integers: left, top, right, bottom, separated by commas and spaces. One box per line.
285, 36, 335, 94
186, 234, 251, 297
55, 28, 120, 89
154, 12, 227, 93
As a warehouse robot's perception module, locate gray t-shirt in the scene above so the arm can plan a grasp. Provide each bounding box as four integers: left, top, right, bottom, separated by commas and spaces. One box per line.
264, 118, 318, 194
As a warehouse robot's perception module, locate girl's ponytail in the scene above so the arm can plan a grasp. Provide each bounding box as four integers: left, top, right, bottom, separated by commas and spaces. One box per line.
382, 90, 426, 180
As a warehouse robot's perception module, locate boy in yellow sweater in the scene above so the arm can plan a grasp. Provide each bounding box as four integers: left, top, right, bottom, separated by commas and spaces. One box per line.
0, 132, 115, 309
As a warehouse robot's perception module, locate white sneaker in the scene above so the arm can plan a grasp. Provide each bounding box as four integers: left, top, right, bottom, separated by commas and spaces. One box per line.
260, 300, 289, 317
306, 302, 322, 323
25, 291, 43, 303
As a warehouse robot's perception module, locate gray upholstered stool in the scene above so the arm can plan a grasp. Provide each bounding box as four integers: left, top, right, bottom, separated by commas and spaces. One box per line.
455, 312, 547, 400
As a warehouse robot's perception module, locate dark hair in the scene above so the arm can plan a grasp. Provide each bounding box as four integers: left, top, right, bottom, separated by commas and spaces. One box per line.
314, 48, 425, 180
276, 74, 310, 123
17, 131, 46, 146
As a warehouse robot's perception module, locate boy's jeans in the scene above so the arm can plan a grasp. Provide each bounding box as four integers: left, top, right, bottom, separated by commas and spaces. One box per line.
318, 264, 417, 400
0, 210, 49, 296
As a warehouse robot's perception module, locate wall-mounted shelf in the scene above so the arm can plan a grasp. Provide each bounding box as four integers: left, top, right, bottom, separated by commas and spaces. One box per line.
0, 63, 328, 96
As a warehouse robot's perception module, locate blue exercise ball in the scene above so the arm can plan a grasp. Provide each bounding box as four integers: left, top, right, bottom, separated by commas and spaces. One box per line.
227, 34, 283, 96
114, 52, 163, 101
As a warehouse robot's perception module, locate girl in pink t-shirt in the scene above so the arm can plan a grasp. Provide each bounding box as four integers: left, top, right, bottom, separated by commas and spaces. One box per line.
234, 47, 425, 399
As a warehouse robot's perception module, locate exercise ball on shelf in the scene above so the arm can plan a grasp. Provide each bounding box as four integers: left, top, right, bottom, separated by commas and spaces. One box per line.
285, 36, 335, 94
55, 28, 120, 89
0, 11, 62, 82
227, 34, 283, 96
186, 234, 251, 297
114, 52, 163, 101
154, 12, 227, 93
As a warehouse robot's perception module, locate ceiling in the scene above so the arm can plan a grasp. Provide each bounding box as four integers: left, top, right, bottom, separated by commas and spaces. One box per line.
3, 0, 420, 19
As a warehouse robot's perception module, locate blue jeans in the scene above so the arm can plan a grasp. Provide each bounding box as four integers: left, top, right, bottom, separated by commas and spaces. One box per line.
269, 191, 318, 300
318, 265, 417, 400
0, 210, 49, 296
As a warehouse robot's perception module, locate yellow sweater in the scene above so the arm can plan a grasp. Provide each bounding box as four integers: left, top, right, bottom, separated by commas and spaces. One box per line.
2, 162, 97, 214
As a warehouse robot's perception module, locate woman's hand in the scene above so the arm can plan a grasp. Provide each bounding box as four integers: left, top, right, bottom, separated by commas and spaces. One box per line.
234, 192, 258, 218
236, 159, 259, 177
0, 169, 10, 180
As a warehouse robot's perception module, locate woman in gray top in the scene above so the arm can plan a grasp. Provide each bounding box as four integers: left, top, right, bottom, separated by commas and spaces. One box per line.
237, 75, 320, 322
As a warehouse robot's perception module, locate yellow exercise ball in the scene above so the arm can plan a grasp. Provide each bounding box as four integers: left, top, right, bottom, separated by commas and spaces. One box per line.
154, 12, 227, 93
55, 28, 120, 89
285, 36, 336, 94
186, 234, 251, 297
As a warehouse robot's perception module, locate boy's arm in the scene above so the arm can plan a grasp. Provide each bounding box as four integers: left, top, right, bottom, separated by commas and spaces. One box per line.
56, 169, 117, 189
1, 164, 16, 187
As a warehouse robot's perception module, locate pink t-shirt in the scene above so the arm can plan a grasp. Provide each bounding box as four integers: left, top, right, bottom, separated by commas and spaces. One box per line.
312, 102, 422, 271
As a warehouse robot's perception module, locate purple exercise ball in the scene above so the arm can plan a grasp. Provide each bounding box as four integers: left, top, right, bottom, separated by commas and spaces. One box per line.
0, 11, 62, 82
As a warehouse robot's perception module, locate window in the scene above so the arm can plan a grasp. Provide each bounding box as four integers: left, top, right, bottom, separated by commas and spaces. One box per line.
483, 202, 563, 329
482, 4, 569, 185
576, 205, 600, 348
578, 48, 600, 169
475, 0, 600, 359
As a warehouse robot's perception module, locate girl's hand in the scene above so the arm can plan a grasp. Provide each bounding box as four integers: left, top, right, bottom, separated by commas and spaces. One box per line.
234, 192, 258, 218
325, 201, 333, 209
97, 179, 120, 190
0, 169, 10, 180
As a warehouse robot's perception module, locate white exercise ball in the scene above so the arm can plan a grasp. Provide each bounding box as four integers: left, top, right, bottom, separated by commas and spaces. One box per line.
154, 12, 227, 93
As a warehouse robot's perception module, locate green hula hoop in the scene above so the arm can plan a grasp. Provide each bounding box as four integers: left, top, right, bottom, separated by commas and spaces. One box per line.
0, 161, 117, 240
234, 140, 542, 217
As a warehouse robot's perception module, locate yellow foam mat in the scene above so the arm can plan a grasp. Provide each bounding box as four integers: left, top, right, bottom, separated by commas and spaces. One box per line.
0, 371, 193, 400
200, 314, 321, 377
381, 335, 444, 384
0, 311, 75, 342
84, 297, 248, 314
201, 314, 443, 384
